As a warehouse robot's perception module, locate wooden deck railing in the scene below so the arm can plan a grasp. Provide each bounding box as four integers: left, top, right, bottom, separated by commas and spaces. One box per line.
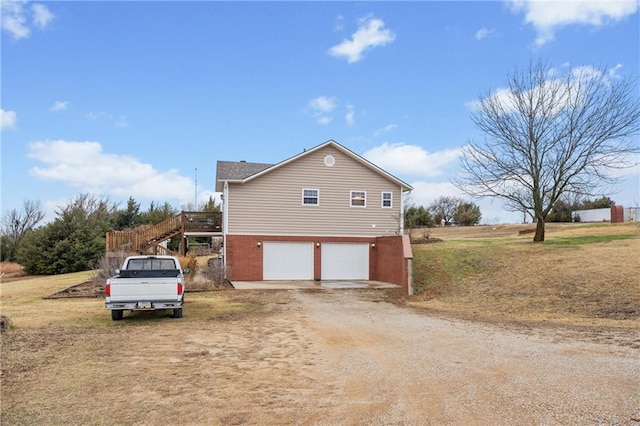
182, 211, 223, 233
106, 211, 222, 255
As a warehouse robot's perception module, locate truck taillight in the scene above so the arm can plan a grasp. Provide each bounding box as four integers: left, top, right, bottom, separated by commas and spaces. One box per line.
177, 283, 183, 295
105, 284, 110, 296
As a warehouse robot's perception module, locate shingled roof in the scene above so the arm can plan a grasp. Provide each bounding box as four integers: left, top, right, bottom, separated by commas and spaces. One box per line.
215, 161, 273, 191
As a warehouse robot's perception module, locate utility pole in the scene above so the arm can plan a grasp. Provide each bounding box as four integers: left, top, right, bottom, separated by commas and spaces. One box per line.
195, 167, 198, 209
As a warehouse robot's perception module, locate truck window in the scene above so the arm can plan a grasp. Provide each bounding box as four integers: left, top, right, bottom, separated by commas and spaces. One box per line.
160, 259, 176, 270
126, 258, 177, 270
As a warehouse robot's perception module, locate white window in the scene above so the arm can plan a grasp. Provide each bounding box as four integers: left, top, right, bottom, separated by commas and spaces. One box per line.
382, 192, 392, 208
302, 188, 319, 205
350, 191, 366, 207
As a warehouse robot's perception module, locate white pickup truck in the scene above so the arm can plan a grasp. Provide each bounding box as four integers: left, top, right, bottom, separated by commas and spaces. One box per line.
105, 255, 187, 321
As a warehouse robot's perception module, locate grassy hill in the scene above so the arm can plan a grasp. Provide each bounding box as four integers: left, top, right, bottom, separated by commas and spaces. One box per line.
410, 222, 640, 331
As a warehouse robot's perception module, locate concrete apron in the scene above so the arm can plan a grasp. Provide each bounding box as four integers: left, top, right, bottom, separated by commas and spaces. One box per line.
231, 280, 400, 290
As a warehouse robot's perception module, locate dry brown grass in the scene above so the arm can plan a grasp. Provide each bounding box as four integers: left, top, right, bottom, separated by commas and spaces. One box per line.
422, 221, 639, 240
0, 284, 264, 424
410, 222, 640, 329
0, 261, 25, 276
0, 270, 244, 330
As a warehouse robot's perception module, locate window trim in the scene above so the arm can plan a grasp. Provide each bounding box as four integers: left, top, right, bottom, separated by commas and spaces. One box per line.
350, 190, 367, 208
382, 192, 393, 208
302, 188, 319, 206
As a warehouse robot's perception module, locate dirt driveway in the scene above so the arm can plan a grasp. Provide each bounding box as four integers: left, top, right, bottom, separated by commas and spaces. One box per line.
2, 289, 639, 425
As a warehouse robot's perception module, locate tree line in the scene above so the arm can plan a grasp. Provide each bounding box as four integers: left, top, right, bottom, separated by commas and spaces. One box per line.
1, 194, 219, 275
403, 194, 617, 233
404, 196, 482, 232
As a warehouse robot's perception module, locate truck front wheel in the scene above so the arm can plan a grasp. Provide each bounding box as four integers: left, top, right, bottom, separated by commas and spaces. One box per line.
172, 308, 183, 319
111, 310, 124, 321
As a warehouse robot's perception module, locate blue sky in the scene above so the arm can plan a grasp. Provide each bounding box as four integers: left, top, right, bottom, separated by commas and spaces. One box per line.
2, 0, 639, 224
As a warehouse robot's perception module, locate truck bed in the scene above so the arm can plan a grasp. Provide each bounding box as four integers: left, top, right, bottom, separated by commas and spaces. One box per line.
107, 277, 182, 302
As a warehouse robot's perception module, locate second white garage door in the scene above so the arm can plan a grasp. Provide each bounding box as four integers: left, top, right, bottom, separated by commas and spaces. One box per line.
263, 241, 314, 280
321, 243, 369, 280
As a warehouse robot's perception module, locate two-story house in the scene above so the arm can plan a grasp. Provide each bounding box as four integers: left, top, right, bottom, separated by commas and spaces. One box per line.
215, 140, 414, 293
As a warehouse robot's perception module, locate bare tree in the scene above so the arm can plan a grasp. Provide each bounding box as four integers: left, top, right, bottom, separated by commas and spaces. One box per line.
455, 61, 640, 241
429, 196, 464, 226
55, 193, 118, 221
1, 200, 46, 260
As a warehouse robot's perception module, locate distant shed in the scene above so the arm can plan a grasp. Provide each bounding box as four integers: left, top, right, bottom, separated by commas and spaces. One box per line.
572, 206, 625, 223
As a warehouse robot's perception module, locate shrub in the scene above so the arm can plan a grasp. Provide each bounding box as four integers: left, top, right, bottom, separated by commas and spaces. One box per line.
204, 258, 231, 287
176, 253, 198, 279
0, 314, 13, 332
92, 251, 129, 283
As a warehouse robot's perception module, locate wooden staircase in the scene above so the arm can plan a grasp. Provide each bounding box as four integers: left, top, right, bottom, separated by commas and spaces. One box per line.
105, 211, 222, 256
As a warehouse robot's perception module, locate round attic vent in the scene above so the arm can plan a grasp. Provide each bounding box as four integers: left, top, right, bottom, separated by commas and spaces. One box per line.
324, 155, 335, 167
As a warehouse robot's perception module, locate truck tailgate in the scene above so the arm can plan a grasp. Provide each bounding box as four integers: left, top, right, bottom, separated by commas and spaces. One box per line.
108, 278, 181, 301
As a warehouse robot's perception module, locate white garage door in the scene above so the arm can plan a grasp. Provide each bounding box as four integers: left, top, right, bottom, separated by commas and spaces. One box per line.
263, 242, 314, 280
321, 243, 369, 280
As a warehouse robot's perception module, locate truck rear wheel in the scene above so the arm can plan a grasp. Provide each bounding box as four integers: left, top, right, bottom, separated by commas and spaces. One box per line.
111, 310, 124, 321
172, 308, 183, 319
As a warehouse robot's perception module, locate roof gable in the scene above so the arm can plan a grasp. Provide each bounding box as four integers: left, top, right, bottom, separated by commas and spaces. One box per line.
216, 140, 412, 192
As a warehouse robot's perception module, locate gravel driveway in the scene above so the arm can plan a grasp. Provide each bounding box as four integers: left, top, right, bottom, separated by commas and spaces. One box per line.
2, 288, 638, 425
294, 290, 639, 425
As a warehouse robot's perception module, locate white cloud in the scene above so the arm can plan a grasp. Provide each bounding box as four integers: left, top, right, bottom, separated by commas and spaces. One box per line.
408, 181, 463, 207
364, 142, 463, 178
334, 15, 345, 32
307, 96, 337, 125
1, 1, 29, 39
31, 3, 53, 28
606, 154, 640, 178
328, 15, 396, 63
465, 86, 517, 112
85, 111, 105, 120
474, 27, 496, 40
317, 116, 332, 125
1, 1, 54, 40
374, 124, 398, 137
28, 140, 195, 201
308, 96, 336, 113
510, 0, 638, 46
1, 109, 17, 129
49, 101, 69, 112
607, 63, 624, 79
465, 63, 622, 114
85, 110, 129, 127
345, 104, 355, 125
114, 115, 129, 128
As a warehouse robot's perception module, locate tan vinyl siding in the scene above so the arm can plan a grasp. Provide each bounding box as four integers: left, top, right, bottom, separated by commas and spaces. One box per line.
227, 146, 403, 236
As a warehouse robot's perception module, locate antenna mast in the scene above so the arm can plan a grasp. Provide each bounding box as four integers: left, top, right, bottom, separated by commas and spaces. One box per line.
195, 167, 198, 209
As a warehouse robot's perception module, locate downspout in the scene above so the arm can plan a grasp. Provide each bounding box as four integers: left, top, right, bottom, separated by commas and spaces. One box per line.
401, 188, 414, 296
222, 181, 229, 275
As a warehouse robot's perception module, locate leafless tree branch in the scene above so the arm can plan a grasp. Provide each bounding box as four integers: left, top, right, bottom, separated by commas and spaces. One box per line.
454, 61, 640, 241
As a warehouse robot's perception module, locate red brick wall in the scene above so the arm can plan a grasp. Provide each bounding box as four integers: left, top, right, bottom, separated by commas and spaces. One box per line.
611, 205, 624, 223
375, 235, 410, 293
225, 235, 264, 281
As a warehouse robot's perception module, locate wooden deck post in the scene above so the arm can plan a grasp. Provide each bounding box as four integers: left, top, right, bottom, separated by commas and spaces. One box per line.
180, 211, 186, 256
